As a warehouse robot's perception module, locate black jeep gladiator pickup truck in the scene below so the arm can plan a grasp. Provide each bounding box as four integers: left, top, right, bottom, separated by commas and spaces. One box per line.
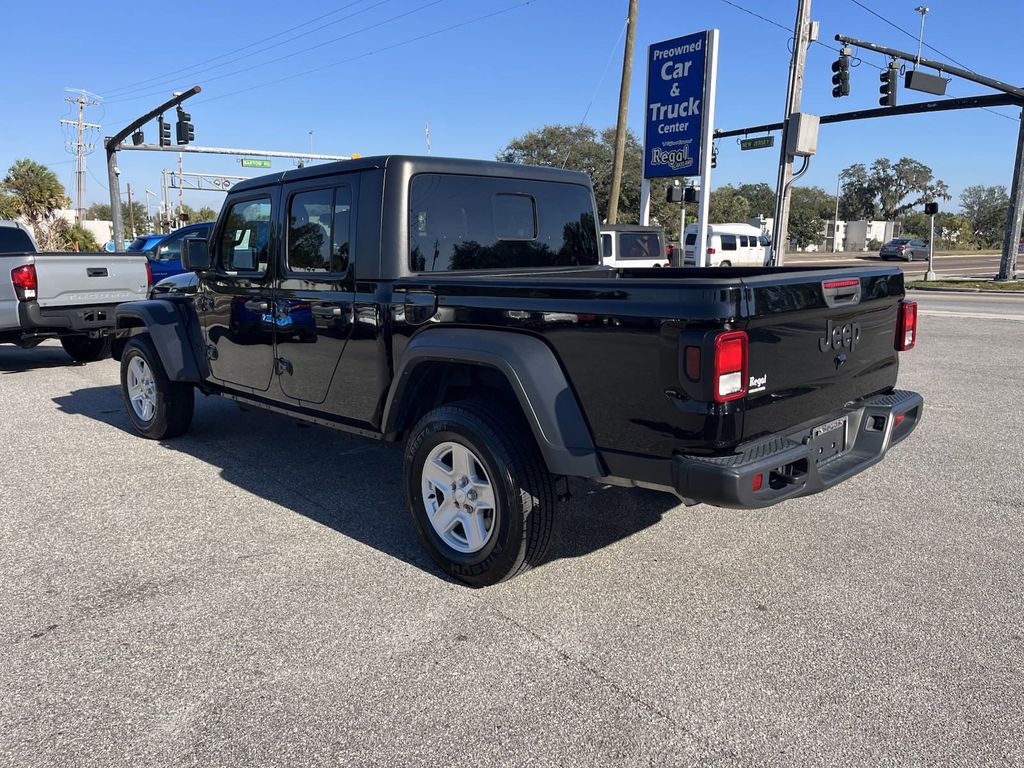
112, 155, 922, 586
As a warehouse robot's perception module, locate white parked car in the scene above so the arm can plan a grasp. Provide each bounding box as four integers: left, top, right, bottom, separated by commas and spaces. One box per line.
683, 223, 771, 267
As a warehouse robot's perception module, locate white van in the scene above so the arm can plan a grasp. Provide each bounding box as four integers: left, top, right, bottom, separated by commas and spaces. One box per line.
683, 223, 771, 267
600, 225, 670, 268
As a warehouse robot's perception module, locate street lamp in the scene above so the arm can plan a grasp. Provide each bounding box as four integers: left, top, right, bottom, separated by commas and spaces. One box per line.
914, 6, 929, 68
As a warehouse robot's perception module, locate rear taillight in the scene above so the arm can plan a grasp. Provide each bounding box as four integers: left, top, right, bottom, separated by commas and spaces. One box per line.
713, 330, 748, 402
145, 261, 153, 288
895, 300, 918, 351
11, 264, 37, 302
708, 247, 716, 255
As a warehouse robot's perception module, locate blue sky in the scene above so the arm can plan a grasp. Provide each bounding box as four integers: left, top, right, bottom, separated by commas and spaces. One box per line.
2, 0, 1020, 217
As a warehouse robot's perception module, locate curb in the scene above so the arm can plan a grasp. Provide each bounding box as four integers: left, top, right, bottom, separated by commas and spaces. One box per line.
907, 285, 1024, 296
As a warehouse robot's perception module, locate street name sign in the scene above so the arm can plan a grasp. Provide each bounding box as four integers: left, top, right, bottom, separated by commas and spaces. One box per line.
241, 159, 272, 168
740, 136, 775, 151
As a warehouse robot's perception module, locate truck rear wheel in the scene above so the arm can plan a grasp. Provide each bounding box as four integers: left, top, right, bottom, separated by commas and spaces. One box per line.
404, 399, 555, 587
119, 336, 194, 439
60, 335, 110, 362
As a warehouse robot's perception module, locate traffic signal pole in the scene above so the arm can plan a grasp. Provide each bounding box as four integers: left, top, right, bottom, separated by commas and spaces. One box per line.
104, 86, 201, 251
999, 110, 1024, 280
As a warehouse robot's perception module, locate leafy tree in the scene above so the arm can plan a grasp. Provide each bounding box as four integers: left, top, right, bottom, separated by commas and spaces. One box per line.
838, 157, 949, 221
497, 124, 679, 235
55, 221, 100, 251
789, 186, 834, 248
85, 202, 111, 220
735, 183, 775, 218
960, 184, 1008, 248
178, 203, 220, 224
708, 186, 751, 223
2, 159, 68, 242
838, 164, 877, 221
933, 212, 973, 249
0, 191, 20, 219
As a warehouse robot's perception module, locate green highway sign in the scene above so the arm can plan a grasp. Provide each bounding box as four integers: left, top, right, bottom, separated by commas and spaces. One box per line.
739, 136, 775, 151
241, 158, 272, 168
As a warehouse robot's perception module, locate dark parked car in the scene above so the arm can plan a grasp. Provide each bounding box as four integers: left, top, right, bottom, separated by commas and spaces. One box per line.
880, 238, 928, 261
149, 271, 198, 299
112, 155, 922, 587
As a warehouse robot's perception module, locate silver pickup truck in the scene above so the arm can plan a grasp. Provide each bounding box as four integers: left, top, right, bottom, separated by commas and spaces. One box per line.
1, 220, 150, 361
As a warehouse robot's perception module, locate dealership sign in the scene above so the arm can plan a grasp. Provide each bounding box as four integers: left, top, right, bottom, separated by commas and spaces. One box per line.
643, 31, 712, 178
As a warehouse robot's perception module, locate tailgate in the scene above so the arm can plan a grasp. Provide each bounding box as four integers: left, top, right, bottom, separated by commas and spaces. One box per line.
740, 268, 904, 441
31, 253, 149, 308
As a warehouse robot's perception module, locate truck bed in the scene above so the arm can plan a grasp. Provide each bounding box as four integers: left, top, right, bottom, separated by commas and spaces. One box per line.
393, 263, 906, 459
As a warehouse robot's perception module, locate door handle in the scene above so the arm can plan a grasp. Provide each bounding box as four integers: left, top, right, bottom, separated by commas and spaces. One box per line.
312, 305, 342, 318
244, 299, 269, 312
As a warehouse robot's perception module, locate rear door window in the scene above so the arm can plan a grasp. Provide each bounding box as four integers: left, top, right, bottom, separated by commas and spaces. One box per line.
285, 185, 354, 276
601, 233, 613, 259
721, 234, 738, 251
409, 174, 598, 272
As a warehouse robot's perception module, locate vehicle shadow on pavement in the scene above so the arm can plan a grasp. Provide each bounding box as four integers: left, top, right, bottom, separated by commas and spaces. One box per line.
0, 346, 78, 374
53, 385, 681, 582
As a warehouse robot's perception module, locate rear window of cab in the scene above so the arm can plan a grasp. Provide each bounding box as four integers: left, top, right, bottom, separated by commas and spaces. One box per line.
409, 174, 599, 272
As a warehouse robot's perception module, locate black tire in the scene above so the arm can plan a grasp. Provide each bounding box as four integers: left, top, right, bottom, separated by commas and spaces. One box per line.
60, 334, 110, 362
403, 399, 555, 587
718, 260, 731, 267
119, 336, 194, 439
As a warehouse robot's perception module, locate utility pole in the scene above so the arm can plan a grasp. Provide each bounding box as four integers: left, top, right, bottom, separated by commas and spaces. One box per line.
999, 110, 1024, 280
126, 183, 135, 239
832, 171, 841, 252
606, 0, 638, 225
770, 0, 813, 266
60, 90, 101, 225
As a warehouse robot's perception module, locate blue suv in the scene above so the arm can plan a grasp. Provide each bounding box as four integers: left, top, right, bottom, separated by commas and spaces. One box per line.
145, 222, 214, 283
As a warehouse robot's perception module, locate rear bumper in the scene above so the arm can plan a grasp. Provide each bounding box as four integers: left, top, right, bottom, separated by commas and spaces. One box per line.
16, 302, 119, 335
672, 389, 923, 508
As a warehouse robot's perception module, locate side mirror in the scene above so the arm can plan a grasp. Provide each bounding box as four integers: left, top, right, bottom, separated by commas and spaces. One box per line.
182, 238, 211, 272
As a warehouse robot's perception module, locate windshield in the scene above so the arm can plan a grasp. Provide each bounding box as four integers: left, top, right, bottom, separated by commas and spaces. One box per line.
0, 226, 35, 254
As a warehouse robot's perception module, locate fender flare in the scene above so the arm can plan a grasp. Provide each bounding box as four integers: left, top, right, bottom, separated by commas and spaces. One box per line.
383, 328, 603, 479
114, 299, 207, 383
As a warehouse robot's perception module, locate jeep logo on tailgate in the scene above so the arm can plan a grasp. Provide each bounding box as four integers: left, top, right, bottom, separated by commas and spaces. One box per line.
818, 318, 860, 352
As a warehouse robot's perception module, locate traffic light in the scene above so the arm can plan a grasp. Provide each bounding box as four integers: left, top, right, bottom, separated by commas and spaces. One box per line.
666, 185, 683, 203
879, 60, 899, 107
710, 144, 718, 169
684, 186, 698, 204
924, 202, 939, 215
158, 117, 171, 147
831, 50, 851, 98
175, 105, 195, 145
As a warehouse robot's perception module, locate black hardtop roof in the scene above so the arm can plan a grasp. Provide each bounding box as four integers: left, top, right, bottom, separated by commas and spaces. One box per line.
229, 155, 593, 194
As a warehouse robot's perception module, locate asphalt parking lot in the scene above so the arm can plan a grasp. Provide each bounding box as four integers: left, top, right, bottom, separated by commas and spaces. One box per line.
2, 292, 1022, 767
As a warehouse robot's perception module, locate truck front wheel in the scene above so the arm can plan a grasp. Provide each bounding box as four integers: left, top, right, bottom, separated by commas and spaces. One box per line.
119, 336, 194, 439
60, 334, 110, 362
404, 399, 555, 587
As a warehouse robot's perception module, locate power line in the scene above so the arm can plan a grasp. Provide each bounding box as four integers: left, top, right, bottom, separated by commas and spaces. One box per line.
101, 0, 394, 100
194, 0, 540, 107
846, 0, 1019, 123
715, 0, 882, 69
717, 0, 1016, 121
103, 0, 447, 106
